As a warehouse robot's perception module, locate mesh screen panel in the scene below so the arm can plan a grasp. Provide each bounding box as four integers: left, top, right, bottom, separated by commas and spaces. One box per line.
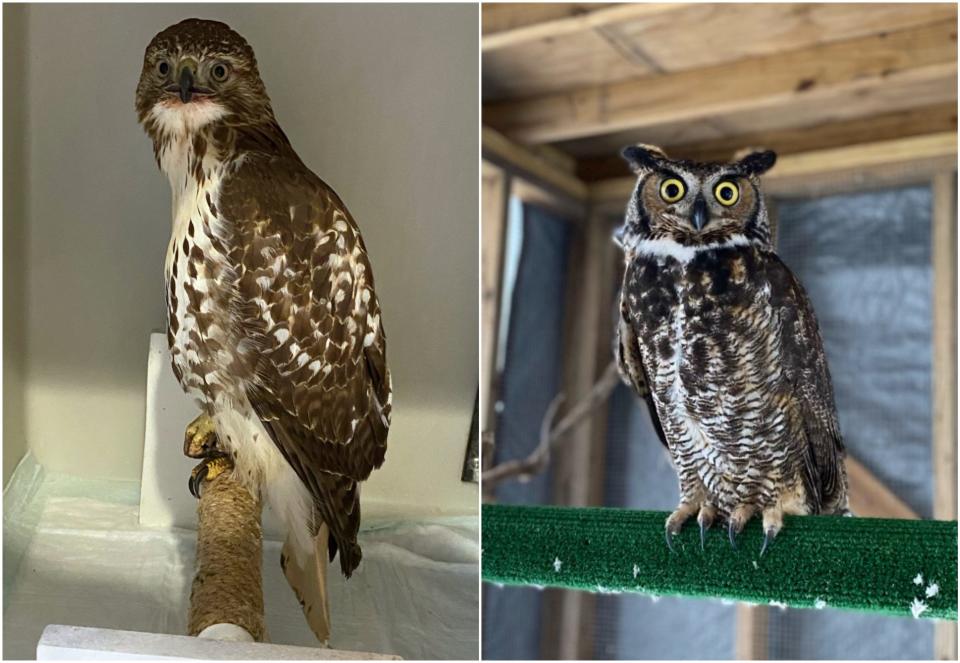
483, 202, 571, 660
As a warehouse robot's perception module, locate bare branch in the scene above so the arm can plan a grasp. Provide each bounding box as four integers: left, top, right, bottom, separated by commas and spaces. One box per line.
482, 360, 622, 489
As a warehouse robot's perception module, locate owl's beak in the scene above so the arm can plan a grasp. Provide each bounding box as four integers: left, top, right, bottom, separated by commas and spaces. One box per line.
612, 224, 625, 250
691, 195, 709, 231
178, 65, 195, 104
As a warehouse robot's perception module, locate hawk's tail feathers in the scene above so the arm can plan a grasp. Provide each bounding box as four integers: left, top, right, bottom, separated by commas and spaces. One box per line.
280, 526, 330, 646
336, 538, 363, 578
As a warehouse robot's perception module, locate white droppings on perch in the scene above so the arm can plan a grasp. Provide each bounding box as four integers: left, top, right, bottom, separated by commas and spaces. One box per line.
910, 598, 928, 618
751, 561, 758, 570
553, 557, 562, 573
814, 598, 827, 610
925, 582, 939, 598
913, 573, 924, 586
632, 564, 639, 579
768, 600, 787, 610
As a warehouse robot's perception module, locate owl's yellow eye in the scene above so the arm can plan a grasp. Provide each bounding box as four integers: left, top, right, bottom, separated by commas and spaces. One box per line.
659, 178, 685, 203
715, 181, 740, 206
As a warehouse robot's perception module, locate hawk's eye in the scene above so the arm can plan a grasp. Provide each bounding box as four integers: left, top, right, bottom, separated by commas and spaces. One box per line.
157, 60, 170, 76
715, 181, 740, 206
659, 178, 685, 204
211, 63, 229, 82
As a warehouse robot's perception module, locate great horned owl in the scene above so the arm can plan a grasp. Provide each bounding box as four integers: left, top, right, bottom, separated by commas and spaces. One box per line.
615, 144, 848, 555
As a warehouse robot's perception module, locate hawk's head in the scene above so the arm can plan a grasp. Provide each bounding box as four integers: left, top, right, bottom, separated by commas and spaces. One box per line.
135, 19, 273, 142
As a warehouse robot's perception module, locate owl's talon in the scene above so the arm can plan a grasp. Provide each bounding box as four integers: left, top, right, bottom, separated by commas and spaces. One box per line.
760, 505, 783, 556
726, 504, 755, 550
696, 505, 715, 552
665, 529, 676, 553
760, 528, 777, 557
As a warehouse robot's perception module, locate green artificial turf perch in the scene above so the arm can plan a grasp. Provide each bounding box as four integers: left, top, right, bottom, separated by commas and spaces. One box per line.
483, 504, 957, 620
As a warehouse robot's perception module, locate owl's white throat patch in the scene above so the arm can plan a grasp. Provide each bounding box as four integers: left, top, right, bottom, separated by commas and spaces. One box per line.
149, 99, 229, 137
631, 235, 751, 263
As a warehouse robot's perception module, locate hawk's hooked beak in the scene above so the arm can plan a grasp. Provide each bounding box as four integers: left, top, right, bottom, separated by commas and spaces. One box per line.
691, 194, 709, 231
178, 65, 195, 104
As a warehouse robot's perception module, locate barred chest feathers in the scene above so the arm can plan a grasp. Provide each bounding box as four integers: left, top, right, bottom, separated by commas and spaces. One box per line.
624, 241, 802, 515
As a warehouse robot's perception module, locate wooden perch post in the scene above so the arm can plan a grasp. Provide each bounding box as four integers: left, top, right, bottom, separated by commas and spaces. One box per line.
187, 472, 266, 642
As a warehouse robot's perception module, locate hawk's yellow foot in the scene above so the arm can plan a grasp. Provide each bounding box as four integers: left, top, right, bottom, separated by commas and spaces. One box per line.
188, 453, 233, 499
184, 413, 219, 459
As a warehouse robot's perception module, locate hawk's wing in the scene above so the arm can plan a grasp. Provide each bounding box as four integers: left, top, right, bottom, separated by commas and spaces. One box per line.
220, 152, 391, 576
615, 291, 668, 449
764, 252, 846, 512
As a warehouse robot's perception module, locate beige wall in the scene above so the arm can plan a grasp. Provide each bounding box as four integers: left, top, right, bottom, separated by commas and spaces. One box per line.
4, 4, 478, 482
4, 6, 29, 485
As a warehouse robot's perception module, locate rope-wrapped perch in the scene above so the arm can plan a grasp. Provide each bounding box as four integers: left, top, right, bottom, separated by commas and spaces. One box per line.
187, 472, 266, 641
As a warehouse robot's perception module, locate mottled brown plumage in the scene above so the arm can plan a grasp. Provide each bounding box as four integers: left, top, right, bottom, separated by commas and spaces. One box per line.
616, 144, 847, 554
136, 18, 390, 640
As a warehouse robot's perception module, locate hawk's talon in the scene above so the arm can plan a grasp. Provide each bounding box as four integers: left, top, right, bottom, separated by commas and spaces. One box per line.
188, 453, 232, 499
728, 522, 738, 549
699, 520, 708, 551
184, 413, 219, 459
188, 464, 208, 499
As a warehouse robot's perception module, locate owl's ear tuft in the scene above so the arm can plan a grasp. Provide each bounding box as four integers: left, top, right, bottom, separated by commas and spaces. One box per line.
621, 144, 668, 174
735, 149, 777, 176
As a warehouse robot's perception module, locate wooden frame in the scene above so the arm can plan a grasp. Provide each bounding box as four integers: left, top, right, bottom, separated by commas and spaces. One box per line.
481, 161, 510, 482
932, 173, 958, 661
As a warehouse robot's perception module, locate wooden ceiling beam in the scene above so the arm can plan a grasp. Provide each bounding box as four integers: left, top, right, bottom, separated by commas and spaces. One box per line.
482, 126, 588, 202
589, 132, 958, 205
482, 3, 679, 51
576, 104, 958, 182
484, 22, 958, 145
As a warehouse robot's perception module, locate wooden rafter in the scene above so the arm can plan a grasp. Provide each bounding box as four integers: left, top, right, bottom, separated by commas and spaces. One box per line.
482, 3, 678, 51
485, 22, 957, 145
575, 103, 958, 182
482, 126, 588, 202
590, 133, 959, 205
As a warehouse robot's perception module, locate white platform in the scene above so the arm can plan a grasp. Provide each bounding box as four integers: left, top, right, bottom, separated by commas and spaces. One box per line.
3, 456, 478, 660
140, 333, 477, 537
37, 625, 400, 660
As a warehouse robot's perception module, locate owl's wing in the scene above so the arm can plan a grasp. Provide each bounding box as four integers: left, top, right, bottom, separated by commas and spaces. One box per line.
616, 293, 669, 449
765, 252, 846, 511
220, 153, 391, 576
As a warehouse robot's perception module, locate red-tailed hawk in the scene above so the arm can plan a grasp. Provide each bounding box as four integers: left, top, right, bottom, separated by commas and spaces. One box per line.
135, 19, 391, 641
